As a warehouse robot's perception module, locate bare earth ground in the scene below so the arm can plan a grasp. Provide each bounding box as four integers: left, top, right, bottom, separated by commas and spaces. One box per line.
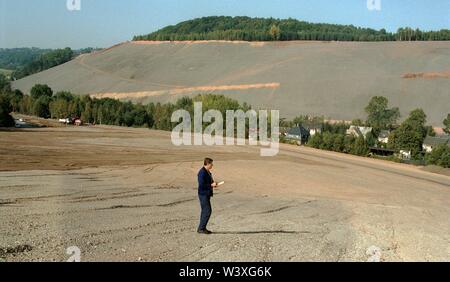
0, 124, 449, 262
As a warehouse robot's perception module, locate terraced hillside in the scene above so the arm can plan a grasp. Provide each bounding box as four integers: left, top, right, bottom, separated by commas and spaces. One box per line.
12, 40, 450, 125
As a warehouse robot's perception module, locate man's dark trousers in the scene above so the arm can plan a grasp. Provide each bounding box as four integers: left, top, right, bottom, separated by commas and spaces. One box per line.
198, 194, 212, 231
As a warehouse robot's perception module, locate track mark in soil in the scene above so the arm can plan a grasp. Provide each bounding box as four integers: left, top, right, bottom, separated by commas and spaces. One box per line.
96, 204, 154, 210
0, 200, 17, 206
0, 244, 33, 258
5, 192, 81, 204
67, 192, 154, 203
257, 206, 294, 214
95, 196, 195, 210
80, 217, 197, 238
154, 185, 183, 190
76, 177, 102, 182
157, 198, 196, 207
144, 165, 158, 174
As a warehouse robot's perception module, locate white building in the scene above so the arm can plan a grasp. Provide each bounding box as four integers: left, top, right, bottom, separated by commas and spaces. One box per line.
377, 130, 390, 144
346, 126, 373, 139
422, 136, 450, 153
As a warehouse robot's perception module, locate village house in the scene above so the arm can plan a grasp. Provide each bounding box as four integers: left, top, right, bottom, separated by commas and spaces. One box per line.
346, 126, 373, 139
433, 127, 445, 136
377, 130, 390, 144
304, 123, 323, 136
422, 136, 450, 153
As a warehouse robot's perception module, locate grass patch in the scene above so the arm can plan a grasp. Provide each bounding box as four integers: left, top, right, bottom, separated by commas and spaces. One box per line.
0, 68, 13, 78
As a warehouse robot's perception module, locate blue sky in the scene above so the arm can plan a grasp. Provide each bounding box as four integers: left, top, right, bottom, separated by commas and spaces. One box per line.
1, 0, 449, 48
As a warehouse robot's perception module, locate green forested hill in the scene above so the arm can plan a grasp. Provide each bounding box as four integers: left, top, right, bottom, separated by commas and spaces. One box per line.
11, 48, 74, 79
0, 47, 100, 80
0, 48, 51, 70
134, 16, 450, 42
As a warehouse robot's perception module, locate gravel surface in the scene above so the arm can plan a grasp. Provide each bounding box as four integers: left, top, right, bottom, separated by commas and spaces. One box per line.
0, 126, 449, 261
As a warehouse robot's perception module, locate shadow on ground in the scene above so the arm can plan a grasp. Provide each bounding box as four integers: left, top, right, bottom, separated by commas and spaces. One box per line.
211, 230, 309, 235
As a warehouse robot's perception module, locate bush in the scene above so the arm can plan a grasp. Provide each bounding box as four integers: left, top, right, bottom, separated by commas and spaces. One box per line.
30, 84, 53, 100
307, 134, 323, 148
426, 145, 450, 168
351, 136, 370, 156
12, 48, 74, 79
33, 96, 51, 118
0, 94, 14, 127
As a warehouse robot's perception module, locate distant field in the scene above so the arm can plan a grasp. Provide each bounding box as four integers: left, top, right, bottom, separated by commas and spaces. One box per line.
12, 40, 450, 126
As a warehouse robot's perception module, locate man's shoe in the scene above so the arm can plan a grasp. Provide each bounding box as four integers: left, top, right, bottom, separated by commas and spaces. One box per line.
197, 229, 212, 234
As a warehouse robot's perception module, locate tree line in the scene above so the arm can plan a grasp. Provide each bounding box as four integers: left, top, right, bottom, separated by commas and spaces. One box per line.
0, 48, 52, 70
11, 48, 74, 79
0, 78, 251, 131
133, 16, 450, 42
0, 47, 100, 80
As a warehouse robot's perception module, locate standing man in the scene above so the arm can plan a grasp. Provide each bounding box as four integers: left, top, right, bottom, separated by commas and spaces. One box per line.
197, 158, 218, 234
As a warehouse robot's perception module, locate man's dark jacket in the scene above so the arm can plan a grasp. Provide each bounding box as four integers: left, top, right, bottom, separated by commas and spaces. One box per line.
198, 167, 214, 197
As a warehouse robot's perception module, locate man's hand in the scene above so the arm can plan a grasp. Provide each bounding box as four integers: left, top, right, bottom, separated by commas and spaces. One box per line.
211, 182, 218, 188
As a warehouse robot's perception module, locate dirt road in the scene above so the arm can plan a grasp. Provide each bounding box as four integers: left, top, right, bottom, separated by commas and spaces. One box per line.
0, 126, 449, 261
